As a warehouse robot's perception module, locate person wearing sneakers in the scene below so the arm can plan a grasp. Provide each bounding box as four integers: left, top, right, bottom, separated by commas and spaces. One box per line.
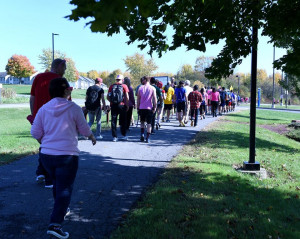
188, 85, 203, 127
211, 87, 220, 117
200, 88, 207, 119
30, 58, 67, 188
150, 77, 162, 134
31, 77, 96, 239
156, 81, 166, 130
123, 77, 135, 132
137, 76, 157, 143
162, 81, 174, 123
85, 78, 107, 140
174, 81, 188, 127
107, 74, 129, 142
183, 80, 193, 124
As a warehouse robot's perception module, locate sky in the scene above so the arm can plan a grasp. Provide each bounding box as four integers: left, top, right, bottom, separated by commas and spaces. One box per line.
0, 0, 286, 76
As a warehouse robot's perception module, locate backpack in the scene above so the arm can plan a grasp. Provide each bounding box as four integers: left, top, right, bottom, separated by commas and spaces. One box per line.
110, 84, 124, 104
220, 91, 226, 101
85, 86, 101, 111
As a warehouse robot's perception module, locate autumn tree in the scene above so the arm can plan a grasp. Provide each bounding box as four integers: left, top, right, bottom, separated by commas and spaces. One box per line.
38, 48, 78, 82
87, 70, 99, 79
5, 55, 35, 80
124, 53, 158, 86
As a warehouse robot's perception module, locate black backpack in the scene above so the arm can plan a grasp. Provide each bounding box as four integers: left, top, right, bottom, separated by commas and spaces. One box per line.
110, 84, 123, 104
85, 86, 100, 111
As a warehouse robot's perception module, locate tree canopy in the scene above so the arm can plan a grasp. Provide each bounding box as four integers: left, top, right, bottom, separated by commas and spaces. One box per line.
5, 55, 35, 79
38, 48, 79, 82
67, 0, 299, 83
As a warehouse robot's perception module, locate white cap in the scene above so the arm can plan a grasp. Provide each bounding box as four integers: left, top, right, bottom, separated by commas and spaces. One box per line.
116, 74, 124, 80
185, 80, 190, 86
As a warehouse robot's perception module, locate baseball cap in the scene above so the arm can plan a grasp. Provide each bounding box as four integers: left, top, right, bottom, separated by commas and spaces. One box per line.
185, 80, 190, 86
116, 74, 124, 80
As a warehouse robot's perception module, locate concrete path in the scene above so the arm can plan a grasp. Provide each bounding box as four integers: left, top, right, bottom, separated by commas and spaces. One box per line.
0, 114, 219, 239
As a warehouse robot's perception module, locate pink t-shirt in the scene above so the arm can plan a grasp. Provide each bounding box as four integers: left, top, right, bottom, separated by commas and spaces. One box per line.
138, 83, 155, 110
211, 91, 220, 102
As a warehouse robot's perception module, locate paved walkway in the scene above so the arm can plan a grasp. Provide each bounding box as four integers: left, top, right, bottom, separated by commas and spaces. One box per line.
0, 113, 219, 239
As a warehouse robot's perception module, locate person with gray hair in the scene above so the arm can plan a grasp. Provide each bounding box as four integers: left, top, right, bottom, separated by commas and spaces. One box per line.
29, 58, 67, 188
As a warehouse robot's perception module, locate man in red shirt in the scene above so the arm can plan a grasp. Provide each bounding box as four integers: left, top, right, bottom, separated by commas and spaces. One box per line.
107, 74, 129, 142
188, 85, 203, 127
30, 58, 66, 187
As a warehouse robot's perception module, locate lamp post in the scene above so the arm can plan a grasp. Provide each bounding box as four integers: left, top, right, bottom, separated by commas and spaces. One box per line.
235, 75, 240, 96
271, 45, 275, 108
52, 33, 59, 61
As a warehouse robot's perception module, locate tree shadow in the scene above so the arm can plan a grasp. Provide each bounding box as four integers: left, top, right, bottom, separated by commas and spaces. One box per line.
113, 165, 300, 238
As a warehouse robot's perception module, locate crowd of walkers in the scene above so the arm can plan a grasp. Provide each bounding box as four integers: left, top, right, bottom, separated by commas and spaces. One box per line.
85, 74, 238, 144
28, 58, 238, 239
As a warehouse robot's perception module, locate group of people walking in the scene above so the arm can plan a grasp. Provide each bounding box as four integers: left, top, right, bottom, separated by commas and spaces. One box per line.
28, 58, 237, 239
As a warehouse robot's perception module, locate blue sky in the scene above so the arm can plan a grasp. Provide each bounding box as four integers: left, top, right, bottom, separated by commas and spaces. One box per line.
0, 0, 286, 76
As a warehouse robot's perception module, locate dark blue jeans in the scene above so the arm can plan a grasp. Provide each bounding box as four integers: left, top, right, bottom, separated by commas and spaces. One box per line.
111, 104, 127, 137
40, 153, 78, 226
190, 108, 199, 126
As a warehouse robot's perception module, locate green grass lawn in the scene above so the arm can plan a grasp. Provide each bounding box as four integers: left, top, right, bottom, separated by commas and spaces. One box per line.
111, 110, 300, 239
0, 108, 40, 165
0, 107, 112, 165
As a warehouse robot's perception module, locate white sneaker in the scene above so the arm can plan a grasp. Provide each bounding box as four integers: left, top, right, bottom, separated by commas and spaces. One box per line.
122, 136, 128, 141
96, 135, 103, 140
36, 175, 45, 183
112, 137, 118, 142
45, 184, 53, 189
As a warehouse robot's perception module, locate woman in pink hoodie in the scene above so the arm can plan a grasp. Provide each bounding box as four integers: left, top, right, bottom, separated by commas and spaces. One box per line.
31, 77, 96, 239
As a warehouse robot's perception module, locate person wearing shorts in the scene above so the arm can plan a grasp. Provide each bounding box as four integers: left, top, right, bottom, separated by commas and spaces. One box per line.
174, 81, 187, 127
137, 76, 157, 143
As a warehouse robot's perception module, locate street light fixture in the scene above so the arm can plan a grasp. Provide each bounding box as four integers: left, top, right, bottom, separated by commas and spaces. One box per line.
52, 33, 59, 61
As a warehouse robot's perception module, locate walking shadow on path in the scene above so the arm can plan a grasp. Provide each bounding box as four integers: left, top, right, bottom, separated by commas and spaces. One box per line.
0, 116, 218, 239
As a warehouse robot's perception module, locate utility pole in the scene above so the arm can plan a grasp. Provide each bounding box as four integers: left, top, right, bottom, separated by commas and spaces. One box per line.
271, 45, 275, 108
243, 25, 260, 171
52, 33, 59, 61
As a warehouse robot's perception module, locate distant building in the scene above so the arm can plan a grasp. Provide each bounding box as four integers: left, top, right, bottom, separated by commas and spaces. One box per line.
0, 72, 39, 85
0, 72, 107, 90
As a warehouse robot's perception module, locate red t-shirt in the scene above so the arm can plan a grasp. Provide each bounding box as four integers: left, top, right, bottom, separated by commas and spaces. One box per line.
108, 82, 129, 105
30, 72, 61, 118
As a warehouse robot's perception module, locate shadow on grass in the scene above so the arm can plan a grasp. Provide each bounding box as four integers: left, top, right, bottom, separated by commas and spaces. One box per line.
113, 165, 300, 239
225, 113, 284, 122
188, 129, 298, 153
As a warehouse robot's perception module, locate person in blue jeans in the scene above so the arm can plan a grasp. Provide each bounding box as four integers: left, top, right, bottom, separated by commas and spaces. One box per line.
31, 77, 96, 239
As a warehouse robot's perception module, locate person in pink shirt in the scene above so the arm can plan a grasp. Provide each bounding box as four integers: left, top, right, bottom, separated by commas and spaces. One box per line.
31, 77, 96, 239
137, 76, 157, 143
210, 87, 220, 117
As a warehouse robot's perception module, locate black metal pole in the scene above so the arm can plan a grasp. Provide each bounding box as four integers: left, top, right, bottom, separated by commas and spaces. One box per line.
244, 25, 260, 170
272, 45, 275, 108
52, 33, 54, 61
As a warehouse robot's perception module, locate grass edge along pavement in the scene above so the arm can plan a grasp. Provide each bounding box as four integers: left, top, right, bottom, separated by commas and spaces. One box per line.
110, 110, 300, 239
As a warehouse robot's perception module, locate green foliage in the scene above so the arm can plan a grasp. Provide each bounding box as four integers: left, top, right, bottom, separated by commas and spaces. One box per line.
87, 70, 99, 79
67, 0, 300, 90
5, 55, 35, 78
124, 53, 158, 86
38, 48, 79, 82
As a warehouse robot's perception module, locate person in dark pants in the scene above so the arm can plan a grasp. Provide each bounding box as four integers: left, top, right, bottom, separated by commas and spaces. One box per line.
123, 77, 135, 131
31, 77, 96, 239
107, 74, 129, 142
29, 58, 67, 188
150, 77, 162, 134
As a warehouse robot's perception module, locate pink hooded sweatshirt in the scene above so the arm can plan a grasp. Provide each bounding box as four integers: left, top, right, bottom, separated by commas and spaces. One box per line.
31, 97, 92, 156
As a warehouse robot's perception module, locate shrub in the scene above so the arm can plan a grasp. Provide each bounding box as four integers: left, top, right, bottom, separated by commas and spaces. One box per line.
1, 88, 16, 99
